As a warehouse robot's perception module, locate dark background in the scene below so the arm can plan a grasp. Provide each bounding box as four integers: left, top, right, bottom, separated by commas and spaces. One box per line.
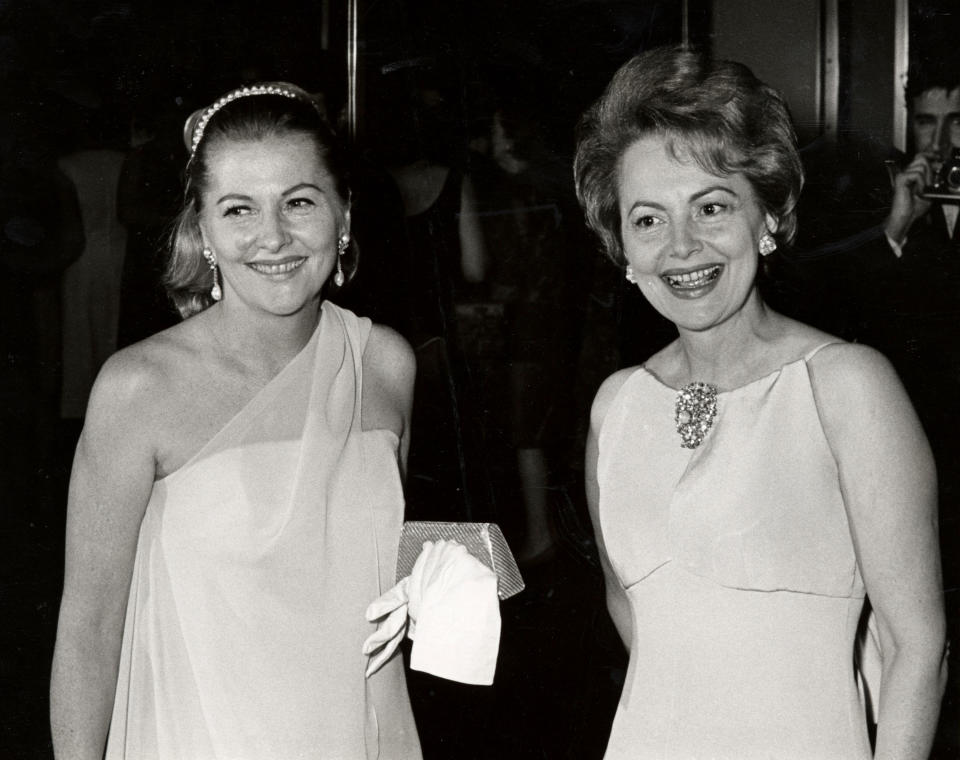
3, 1, 959, 758
0, 2, 703, 757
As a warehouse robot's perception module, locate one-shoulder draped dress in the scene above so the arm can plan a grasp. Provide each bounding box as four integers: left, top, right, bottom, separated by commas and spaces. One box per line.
597, 344, 873, 760
106, 302, 422, 760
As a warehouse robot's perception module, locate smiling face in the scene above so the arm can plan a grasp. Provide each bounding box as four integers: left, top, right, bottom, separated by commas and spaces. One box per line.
197, 133, 348, 319
617, 134, 775, 333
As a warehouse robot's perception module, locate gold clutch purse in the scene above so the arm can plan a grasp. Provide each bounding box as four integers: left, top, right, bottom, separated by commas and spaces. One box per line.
396, 521, 525, 600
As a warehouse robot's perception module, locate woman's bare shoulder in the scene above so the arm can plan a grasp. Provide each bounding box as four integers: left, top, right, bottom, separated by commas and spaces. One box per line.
362, 323, 415, 409
359, 323, 415, 437
805, 341, 921, 457
363, 323, 416, 386
89, 319, 204, 419
806, 340, 897, 393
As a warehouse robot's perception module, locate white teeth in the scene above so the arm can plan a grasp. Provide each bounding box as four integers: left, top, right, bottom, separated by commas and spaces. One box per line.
663, 265, 721, 289
248, 259, 305, 275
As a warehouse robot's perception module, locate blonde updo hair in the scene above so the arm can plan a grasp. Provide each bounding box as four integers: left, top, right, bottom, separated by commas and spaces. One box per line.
165, 83, 357, 318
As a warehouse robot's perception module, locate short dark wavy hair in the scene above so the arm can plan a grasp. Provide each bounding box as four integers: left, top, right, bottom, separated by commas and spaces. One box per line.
905, 52, 960, 106
574, 45, 803, 265
165, 85, 356, 318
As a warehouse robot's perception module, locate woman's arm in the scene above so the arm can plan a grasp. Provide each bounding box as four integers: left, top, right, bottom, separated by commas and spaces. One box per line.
50, 352, 159, 760
810, 344, 947, 760
362, 324, 416, 477
585, 369, 634, 651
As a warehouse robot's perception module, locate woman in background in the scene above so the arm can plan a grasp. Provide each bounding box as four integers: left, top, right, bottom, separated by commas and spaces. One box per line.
385, 72, 488, 522
577, 46, 946, 758
58, 105, 128, 422
477, 100, 586, 563
51, 83, 421, 759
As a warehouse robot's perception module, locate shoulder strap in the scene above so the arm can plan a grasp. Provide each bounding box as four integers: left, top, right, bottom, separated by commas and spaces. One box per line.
803, 341, 845, 362
322, 301, 373, 425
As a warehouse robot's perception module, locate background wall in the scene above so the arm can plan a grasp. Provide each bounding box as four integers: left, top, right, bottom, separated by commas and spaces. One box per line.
843, 0, 898, 152
712, 0, 825, 146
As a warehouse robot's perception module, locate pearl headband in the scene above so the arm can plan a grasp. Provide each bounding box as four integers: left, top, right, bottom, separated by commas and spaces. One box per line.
183, 82, 318, 158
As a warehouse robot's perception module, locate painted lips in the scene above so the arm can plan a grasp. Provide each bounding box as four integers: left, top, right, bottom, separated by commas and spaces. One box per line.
662, 264, 722, 290
247, 258, 307, 275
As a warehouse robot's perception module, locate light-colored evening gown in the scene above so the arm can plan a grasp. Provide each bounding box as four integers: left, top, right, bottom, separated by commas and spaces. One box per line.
597, 344, 873, 759
106, 302, 422, 760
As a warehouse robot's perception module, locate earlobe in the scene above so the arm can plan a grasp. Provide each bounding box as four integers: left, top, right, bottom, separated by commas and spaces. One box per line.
764, 214, 779, 234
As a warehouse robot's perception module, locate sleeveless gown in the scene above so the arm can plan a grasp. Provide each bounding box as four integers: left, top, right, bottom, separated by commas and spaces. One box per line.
597, 344, 873, 759
106, 302, 421, 759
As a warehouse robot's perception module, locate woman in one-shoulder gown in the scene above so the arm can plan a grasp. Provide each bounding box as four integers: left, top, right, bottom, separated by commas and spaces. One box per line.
575, 47, 946, 759
105, 303, 419, 758
52, 83, 422, 759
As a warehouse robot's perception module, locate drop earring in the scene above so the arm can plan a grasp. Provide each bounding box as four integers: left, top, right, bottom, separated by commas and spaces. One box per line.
202, 247, 222, 301
759, 232, 777, 256
625, 265, 638, 285
334, 235, 349, 287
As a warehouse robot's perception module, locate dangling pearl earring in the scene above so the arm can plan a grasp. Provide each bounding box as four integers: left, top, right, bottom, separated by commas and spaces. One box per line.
759, 232, 777, 256
202, 247, 222, 301
334, 235, 349, 287
625, 265, 638, 285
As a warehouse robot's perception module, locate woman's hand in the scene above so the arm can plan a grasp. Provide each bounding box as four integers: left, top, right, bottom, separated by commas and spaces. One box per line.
811, 344, 947, 760
884, 154, 935, 246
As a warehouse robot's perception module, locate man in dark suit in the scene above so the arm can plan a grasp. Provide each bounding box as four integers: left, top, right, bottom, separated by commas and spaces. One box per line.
863, 59, 960, 469
885, 64, 960, 255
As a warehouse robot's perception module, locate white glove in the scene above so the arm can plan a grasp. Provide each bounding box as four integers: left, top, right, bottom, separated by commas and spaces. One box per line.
363, 575, 410, 677
363, 539, 500, 684
363, 538, 440, 677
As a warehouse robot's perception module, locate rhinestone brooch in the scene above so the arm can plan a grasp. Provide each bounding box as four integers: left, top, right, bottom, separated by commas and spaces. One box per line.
674, 382, 718, 449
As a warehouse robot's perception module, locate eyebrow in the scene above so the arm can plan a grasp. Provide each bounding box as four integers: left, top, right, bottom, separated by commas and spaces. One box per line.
284, 182, 325, 196
626, 184, 738, 214
691, 185, 738, 201
215, 183, 325, 205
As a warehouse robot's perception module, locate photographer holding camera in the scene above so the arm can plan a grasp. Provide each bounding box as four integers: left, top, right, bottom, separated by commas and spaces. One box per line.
869, 60, 960, 431
885, 64, 960, 253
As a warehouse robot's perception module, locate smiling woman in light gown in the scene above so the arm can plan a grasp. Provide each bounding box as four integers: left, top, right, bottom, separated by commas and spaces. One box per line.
50, 83, 421, 759
575, 46, 947, 759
